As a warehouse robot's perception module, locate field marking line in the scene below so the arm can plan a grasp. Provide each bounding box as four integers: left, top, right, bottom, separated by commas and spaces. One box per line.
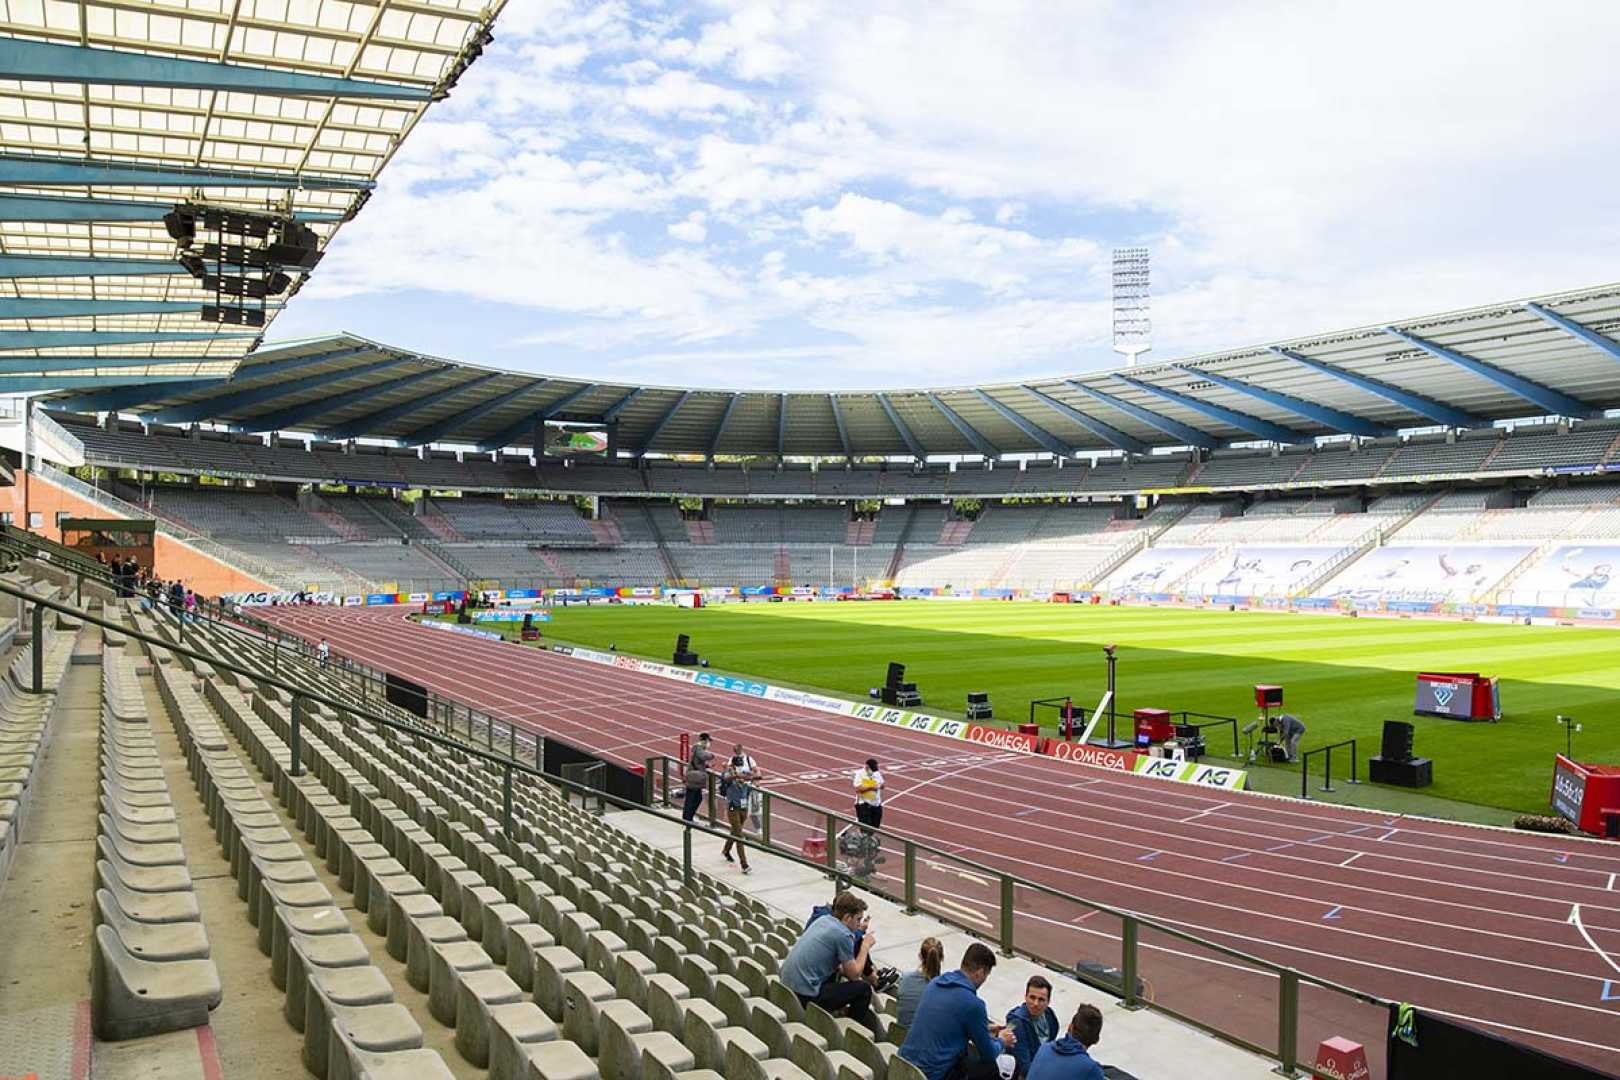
1178, 802, 1230, 823
1609, 873, 1616, 892
1323, 906, 1343, 921
1071, 910, 1100, 925
1568, 904, 1620, 977
933, 897, 992, 928
1376, 828, 1398, 841
1340, 852, 1362, 868
1136, 851, 1161, 862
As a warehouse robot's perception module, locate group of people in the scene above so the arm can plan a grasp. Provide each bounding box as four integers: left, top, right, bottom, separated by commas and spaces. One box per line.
681, 732, 887, 876
95, 553, 201, 623
780, 892, 1108, 1080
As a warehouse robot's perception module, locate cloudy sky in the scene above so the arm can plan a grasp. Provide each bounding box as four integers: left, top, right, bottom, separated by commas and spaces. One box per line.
270, 0, 1620, 391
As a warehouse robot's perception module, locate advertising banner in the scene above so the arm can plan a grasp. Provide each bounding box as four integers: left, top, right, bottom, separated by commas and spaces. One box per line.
964, 724, 1040, 752
1551, 756, 1587, 825
365, 593, 396, 606
1041, 740, 1139, 771
1133, 757, 1248, 790
419, 619, 502, 642
472, 609, 550, 623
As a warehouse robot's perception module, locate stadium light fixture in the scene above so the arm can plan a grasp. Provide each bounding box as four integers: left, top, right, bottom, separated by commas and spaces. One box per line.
1112, 247, 1152, 367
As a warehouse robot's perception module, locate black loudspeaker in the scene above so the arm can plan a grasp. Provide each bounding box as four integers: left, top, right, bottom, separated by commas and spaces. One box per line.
1381, 720, 1414, 763
676, 634, 690, 653
886, 662, 905, 687
966, 692, 988, 705
1369, 756, 1432, 787
672, 633, 698, 666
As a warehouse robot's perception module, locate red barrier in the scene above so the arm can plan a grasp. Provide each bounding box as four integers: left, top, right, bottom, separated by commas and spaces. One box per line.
1314, 1037, 1370, 1080
963, 724, 1041, 753
1040, 739, 1139, 772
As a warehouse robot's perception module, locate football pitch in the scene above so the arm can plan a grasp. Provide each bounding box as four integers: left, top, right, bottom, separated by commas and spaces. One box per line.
529, 601, 1620, 816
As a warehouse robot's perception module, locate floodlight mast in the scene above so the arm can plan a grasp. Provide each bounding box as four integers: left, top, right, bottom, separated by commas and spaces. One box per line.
1112, 246, 1152, 367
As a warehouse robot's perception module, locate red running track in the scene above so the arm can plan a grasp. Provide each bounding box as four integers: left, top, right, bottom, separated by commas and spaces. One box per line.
260, 605, 1620, 1076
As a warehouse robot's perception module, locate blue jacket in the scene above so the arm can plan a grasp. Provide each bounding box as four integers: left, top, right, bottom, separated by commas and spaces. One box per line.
897, 971, 1001, 1080
1004, 1002, 1059, 1076
1027, 1035, 1105, 1080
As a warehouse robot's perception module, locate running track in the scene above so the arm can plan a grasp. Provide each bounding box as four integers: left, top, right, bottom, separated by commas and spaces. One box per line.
260, 605, 1620, 1077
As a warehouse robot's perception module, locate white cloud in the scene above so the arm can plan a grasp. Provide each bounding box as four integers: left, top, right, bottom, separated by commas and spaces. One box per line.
668, 211, 708, 243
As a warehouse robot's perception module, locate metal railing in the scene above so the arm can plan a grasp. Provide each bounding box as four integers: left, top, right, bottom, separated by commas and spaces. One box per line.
1301, 738, 1360, 798
5, 561, 1389, 1078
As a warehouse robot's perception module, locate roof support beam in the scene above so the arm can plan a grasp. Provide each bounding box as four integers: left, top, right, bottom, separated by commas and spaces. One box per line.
0, 355, 237, 374
777, 394, 788, 459
0, 298, 272, 320
877, 394, 926, 460
828, 396, 853, 460
0, 192, 341, 224
1266, 347, 1484, 428
0, 254, 188, 278
0, 153, 371, 191
638, 391, 690, 457
34, 376, 227, 401
1016, 386, 1138, 454
1112, 375, 1308, 444
143, 347, 389, 424
400, 382, 544, 447
0, 39, 433, 101
150, 356, 407, 426
601, 388, 643, 423
476, 383, 600, 452
972, 388, 1081, 456
0, 330, 256, 349
1384, 326, 1592, 418
925, 393, 998, 457
318, 372, 503, 440
1062, 381, 1216, 449
1170, 366, 1391, 438
1525, 302, 1620, 364
708, 394, 740, 459
236, 367, 445, 434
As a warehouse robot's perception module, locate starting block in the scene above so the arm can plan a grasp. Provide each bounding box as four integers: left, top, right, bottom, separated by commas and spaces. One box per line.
800, 838, 827, 860
1314, 1037, 1369, 1080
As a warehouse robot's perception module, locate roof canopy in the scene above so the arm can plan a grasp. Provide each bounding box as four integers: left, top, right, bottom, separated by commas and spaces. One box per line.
40, 282, 1620, 460
0, 0, 502, 393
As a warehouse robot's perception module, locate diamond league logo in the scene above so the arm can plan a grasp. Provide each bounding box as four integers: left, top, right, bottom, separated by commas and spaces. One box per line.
1432, 684, 1454, 708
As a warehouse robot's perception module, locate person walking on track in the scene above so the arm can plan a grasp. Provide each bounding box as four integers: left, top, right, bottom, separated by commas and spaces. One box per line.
318, 638, 330, 670
853, 757, 885, 834
682, 732, 714, 822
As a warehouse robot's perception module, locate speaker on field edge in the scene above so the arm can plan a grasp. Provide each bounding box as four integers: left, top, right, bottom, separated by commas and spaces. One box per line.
1381, 720, 1415, 763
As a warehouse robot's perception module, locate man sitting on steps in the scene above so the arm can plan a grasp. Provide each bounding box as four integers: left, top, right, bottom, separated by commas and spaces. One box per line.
778, 891, 879, 1032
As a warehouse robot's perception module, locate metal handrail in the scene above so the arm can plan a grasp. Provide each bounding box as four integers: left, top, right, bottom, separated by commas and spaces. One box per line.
1301, 738, 1359, 798
4, 572, 1384, 1078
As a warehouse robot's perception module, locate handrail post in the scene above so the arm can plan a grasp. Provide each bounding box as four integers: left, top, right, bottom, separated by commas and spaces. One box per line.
824, 813, 837, 869
761, 791, 772, 845
1121, 916, 1142, 1009
1300, 753, 1308, 800
502, 763, 514, 840
509, 719, 516, 763
1275, 969, 1300, 1076
706, 772, 718, 828
643, 756, 656, 806
31, 603, 43, 692
904, 842, 917, 913
682, 822, 694, 890
999, 876, 1015, 956
289, 693, 305, 777
1323, 746, 1334, 793
1351, 738, 1359, 784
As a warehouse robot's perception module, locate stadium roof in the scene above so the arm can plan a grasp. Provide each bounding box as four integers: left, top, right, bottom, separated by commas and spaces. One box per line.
40, 281, 1620, 461
0, 0, 503, 393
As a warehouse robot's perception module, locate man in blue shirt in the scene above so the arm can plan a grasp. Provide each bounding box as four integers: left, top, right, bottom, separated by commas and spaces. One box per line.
899, 943, 1018, 1080
778, 892, 877, 1030
1027, 1004, 1104, 1080
1004, 975, 1058, 1077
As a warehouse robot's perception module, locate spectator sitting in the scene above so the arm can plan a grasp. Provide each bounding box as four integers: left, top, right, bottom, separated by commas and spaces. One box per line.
1004, 976, 1058, 1077
1027, 1004, 1104, 1080
899, 942, 1016, 1080
778, 891, 878, 1031
897, 936, 945, 1028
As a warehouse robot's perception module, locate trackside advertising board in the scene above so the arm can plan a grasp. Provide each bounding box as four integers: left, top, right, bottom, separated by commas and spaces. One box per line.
547, 645, 1245, 790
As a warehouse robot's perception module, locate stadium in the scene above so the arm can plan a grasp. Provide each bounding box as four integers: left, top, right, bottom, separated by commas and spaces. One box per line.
0, 5, 1617, 1080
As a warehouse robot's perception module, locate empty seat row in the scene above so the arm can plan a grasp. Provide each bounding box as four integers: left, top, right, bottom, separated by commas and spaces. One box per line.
91, 643, 222, 1040
0, 584, 73, 885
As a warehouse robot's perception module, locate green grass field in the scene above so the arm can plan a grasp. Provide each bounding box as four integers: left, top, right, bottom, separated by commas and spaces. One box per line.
468, 602, 1620, 816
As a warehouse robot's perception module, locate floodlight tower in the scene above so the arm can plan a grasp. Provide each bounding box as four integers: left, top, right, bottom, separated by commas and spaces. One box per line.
1112, 246, 1152, 367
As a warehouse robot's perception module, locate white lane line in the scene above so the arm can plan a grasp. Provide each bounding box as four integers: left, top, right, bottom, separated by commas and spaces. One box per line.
933, 897, 992, 928
1609, 873, 1616, 892
1569, 904, 1620, 976
1340, 852, 1362, 868
1376, 828, 1398, 842
1178, 802, 1230, 823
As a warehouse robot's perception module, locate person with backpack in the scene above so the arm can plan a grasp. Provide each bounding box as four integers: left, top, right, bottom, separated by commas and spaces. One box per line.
779, 892, 878, 1032
681, 732, 714, 822
1026, 1004, 1105, 1080
720, 749, 753, 874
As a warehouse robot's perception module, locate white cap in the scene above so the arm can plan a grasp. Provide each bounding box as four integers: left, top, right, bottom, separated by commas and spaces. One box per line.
996, 1053, 1017, 1079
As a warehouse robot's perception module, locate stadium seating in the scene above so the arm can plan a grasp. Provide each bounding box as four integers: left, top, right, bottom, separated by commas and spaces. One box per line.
80, 592, 901, 1078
